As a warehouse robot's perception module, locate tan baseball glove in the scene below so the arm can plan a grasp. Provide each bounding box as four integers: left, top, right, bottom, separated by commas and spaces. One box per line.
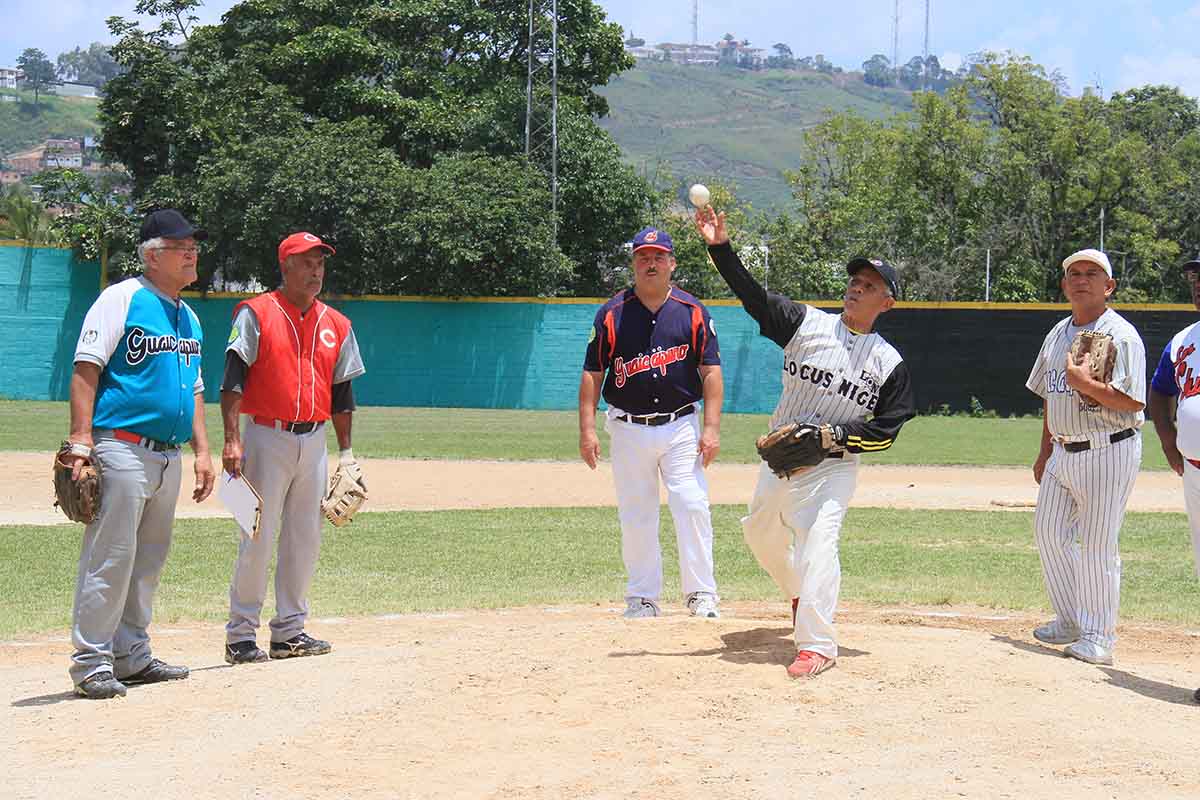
53, 441, 102, 524
755, 422, 841, 479
322, 461, 368, 527
1069, 330, 1116, 407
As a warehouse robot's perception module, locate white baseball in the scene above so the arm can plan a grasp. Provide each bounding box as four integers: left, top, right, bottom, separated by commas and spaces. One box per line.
688, 183, 711, 207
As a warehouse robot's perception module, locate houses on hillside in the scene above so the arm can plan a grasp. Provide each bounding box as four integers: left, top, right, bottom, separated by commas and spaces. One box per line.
3, 136, 113, 180
625, 35, 765, 68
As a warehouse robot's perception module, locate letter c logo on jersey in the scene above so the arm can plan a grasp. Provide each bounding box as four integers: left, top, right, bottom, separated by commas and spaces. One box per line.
319, 328, 336, 349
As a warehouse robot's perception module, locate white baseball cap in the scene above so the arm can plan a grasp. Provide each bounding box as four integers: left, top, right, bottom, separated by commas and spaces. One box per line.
1062, 248, 1113, 278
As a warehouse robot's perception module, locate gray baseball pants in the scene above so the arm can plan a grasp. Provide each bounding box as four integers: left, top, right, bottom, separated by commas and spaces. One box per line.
226, 420, 327, 645
70, 435, 182, 685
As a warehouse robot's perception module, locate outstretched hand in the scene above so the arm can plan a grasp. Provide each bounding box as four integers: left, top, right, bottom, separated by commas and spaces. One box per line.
694, 206, 729, 246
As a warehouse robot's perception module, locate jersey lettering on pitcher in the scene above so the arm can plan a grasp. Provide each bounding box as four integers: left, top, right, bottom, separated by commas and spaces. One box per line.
783, 356, 835, 388
613, 344, 690, 388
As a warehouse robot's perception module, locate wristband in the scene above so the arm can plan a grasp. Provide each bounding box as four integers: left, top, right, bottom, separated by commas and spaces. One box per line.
339, 448, 355, 464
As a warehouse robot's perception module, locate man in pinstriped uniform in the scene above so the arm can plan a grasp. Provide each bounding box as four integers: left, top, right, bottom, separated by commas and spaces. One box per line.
695, 206, 916, 679
1026, 249, 1146, 666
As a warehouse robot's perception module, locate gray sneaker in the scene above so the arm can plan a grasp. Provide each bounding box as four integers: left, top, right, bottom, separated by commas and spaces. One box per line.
1064, 640, 1113, 665
1033, 619, 1080, 645
623, 597, 660, 619
686, 592, 720, 619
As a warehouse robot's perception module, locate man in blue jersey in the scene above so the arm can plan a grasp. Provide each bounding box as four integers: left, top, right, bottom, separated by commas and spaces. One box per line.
61, 209, 216, 699
579, 227, 724, 619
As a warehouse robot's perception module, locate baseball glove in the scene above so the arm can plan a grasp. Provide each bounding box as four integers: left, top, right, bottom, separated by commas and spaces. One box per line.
53, 441, 102, 524
322, 461, 368, 527
755, 422, 840, 479
1069, 330, 1116, 407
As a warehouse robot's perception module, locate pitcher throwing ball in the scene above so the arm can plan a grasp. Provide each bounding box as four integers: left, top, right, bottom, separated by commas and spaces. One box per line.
694, 207, 915, 678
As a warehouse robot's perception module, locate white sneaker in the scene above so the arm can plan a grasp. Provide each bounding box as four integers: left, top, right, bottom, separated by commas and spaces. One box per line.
623, 597, 660, 619
1033, 619, 1080, 645
1064, 640, 1113, 665
687, 592, 720, 619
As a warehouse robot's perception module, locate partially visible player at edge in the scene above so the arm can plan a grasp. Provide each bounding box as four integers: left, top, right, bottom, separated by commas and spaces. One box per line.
694, 205, 916, 679
1146, 252, 1200, 701
1026, 249, 1145, 667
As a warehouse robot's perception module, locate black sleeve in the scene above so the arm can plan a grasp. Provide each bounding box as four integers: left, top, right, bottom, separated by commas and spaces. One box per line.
220, 350, 248, 393
331, 381, 357, 414
706, 242, 806, 348
841, 361, 917, 454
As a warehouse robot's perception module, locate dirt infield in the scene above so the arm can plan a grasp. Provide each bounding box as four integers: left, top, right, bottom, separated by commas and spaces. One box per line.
5, 603, 1200, 799
1, 452, 1191, 524
7, 454, 1199, 797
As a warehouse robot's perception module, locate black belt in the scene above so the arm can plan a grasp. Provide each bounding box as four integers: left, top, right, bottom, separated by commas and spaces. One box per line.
253, 417, 321, 435
615, 405, 695, 427
1061, 428, 1136, 453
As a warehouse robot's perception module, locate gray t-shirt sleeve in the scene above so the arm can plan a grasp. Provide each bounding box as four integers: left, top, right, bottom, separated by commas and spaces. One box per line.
333, 326, 366, 383
226, 306, 260, 366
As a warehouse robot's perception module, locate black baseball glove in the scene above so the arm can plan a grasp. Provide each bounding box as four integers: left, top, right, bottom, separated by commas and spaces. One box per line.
755, 422, 841, 479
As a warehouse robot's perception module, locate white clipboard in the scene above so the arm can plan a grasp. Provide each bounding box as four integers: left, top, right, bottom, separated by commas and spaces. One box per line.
218, 471, 263, 539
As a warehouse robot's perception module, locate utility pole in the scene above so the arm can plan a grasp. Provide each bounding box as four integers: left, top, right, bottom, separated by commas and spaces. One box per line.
692, 0, 699, 47
525, 0, 559, 239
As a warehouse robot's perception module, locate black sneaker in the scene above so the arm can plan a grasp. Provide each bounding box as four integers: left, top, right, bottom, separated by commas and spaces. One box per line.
75, 671, 127, 699
121, 658, 189, 685
270, 632, 332, 659
225, 640, 270, 665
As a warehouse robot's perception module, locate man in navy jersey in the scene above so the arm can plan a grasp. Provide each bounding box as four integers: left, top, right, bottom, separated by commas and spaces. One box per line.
579, 227, 725, 619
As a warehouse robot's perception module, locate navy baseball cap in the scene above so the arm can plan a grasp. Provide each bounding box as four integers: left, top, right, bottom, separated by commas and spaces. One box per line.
631, 227, 673, 254
1181, 252, 1200, 272
847, 256, 900, 297
139, 209, 207, 243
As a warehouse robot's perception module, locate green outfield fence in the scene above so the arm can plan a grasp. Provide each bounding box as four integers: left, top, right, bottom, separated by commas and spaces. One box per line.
2, 243, 1195, 415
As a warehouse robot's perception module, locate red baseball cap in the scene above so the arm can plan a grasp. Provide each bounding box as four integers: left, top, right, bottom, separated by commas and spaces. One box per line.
278, 232, 335, 264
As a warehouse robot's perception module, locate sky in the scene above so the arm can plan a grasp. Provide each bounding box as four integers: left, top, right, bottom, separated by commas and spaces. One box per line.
3, 0, 1200, 98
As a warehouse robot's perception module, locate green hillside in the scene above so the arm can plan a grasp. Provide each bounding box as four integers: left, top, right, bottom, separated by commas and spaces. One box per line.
596, 60, 913, 211
0, 89, 101, 157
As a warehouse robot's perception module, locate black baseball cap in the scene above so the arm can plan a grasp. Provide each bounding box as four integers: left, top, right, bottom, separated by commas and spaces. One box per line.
846, 256, 900, 297
139, 209, 208, 243
1181, 253, 1200, 272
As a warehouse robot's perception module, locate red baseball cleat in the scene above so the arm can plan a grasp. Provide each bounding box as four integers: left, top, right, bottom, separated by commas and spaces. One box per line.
787, 649, 835, 679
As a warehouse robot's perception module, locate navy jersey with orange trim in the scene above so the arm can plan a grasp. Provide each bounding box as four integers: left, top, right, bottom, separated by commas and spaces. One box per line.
583, 288, 720, 416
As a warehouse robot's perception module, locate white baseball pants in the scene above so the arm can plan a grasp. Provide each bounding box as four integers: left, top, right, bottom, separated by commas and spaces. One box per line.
1180, 460, 1200, 578
605, 407, 717, 602
1034, 435, 1140, 649
742, 457, 857, 659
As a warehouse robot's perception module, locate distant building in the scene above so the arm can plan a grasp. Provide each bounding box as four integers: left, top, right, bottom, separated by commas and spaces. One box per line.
656, 43, 721, 66
6, 148, 43, 174
0, 67, 19, 90
43, 138, 83, 169
0, 170, 21, 186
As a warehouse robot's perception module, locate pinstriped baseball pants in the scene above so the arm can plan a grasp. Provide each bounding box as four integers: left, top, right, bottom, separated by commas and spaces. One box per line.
1034, 435, 1141, 649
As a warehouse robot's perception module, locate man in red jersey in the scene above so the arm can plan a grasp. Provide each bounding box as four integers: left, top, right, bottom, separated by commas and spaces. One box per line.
219, 232, 366, 665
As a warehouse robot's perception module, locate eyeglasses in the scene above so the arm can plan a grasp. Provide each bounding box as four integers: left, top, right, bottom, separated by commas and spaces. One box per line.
156, 246, 200, 255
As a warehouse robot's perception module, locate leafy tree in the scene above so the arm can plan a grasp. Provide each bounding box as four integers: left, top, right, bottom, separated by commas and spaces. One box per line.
100, 0, 648, 296
56, 43, 124, 87
16, 48, 56, 107
37, 169, 139, 284
767, 43, 795, 70
861, 54, 893, 87
0, 185, 60, 244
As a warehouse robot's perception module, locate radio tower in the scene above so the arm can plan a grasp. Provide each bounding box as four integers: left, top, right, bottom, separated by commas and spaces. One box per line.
891, 0, 900, 80
692, 0, 699, 47
923, 0, 930, 90
525, 0, 559, 239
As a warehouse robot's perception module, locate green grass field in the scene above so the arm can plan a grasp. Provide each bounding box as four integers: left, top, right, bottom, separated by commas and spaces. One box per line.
0, 89, 100, 156
2, 507, 1196, 638
0, 400, 1177, 469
